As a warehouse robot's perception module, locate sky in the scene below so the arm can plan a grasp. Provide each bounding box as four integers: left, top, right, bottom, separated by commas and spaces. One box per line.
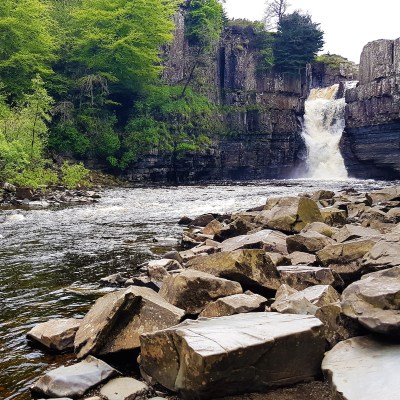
223, 0, 400, 63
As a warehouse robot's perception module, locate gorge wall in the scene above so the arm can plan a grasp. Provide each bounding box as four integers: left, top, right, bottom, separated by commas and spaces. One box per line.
342, 38, 400, 179
124, 14, 309, 183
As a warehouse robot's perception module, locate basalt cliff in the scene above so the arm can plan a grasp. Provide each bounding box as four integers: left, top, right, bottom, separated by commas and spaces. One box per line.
342, 38, 400, 179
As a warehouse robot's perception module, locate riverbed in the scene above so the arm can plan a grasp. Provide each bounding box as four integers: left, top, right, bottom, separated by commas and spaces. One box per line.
0, 179, 394, 400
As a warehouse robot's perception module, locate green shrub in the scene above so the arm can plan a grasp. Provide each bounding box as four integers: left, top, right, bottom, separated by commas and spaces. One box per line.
60, 161, 90, 189
13, 166, 58, 189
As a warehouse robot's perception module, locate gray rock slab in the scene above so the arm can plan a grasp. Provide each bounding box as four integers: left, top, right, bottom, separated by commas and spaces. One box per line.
140, 312, 326, 399
332, 224, 381, 243
100, 377, 149, 400
31, 355, 118, 398
322, 335, 400, 400
27, 318, 81, 352
286, 231, 335, 254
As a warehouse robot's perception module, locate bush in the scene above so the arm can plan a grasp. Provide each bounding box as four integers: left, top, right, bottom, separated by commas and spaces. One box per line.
61, 161, 91, 189
12, 165, 58, 189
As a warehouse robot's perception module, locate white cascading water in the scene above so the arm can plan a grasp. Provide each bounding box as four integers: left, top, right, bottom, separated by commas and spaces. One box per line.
302, 82, 357, 180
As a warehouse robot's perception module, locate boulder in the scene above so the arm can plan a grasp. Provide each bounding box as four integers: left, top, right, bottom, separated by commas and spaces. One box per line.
148, 259, 181, 271
322, 335, 400, 400
361, 236, 400, 272
74, 286, 185, 359
15, 187, 34, 200
218, 229, 287, 253
201, 219, 225, 236
301, 222, 339, 238
341, 267, 400, 336
178, 216, 193, 226
187, 250, 281, 292
332, 224, 381, 243
365, 186, 400, 206
100, 377, 149, 400
159, 269, 242, 314
31, 356, 119, 398
199, 292, 268, 318
287, 251, 317, 266
286, 232, 335, 254
163, 250, 183, 264
316, 238, 378, 282
214, 217, 255, 241
319, 207, 346, 226
191, 214, 215, 227
255, 197, 323, 233
99, 273, 127, 287
27, 318, 81, 352
311, 190, 335, 201
277, 266, 343, 290
140, 313, 326, 399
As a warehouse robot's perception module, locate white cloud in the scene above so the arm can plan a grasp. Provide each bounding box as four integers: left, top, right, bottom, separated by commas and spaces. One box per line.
223, 0, 400, 63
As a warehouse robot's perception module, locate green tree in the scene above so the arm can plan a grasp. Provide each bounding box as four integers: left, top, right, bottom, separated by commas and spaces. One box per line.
273, 11, 324, 73
0, 0, 57, 98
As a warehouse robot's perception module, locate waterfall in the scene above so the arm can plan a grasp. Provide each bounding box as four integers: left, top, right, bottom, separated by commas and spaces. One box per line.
301, 82, 357, 180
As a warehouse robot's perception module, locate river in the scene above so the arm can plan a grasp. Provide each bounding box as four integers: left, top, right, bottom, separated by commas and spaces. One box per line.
0, 179, 394, 399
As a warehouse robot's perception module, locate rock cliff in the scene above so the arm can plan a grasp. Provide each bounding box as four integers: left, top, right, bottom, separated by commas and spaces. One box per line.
342, 38, 400, 179
124, 19, 308, 183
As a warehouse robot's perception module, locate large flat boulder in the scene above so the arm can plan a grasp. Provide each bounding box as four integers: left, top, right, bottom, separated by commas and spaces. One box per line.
301, 222, 339, 238
199, 292, 268, 318
31, 356, 118, 398
332, 224, 381, 243
286, 232, 335, 254
187, 250, 281, 292
322, 335, 400, 400
361, 236, 400, 273
74, 286, 185, 359
365, 186, 400, 206
100, 377, 149, 400
341, 267, 400, 336
254, 197, 323, 233
159, 269, 242, 314
277, 266, 342, 290
218, 229, 287, 254
27, 318, 81, 352
140, 313, 326, 399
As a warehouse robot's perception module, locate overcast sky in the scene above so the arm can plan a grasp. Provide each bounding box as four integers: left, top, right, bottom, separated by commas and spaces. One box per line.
223, 0, 400, 63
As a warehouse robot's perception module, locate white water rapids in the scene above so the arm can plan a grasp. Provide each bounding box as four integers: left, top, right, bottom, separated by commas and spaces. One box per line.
302, 82, 357, 180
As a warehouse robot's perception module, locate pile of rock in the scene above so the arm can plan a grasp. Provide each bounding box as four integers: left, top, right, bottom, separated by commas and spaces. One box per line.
27, 186, 400, 400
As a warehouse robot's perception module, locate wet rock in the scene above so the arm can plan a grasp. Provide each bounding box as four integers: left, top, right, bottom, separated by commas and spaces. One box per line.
287, 251, 317, 266
361, 236, 400, 272
74, 286, 185, 359
286, 232, 335, 254
322, 335, 400, 400
30, 355, 119, 398
187, 250, 281, 292
27, 318, 81, 352
178, 216, 192, 225
159, 269, 242, 314
100, 273, 128, 287
319, 207, 346, 226
125, 276, 162, 292
180, 233, 204, 249
277, 266, 343, 290
316, 238, 378, 282
15, 187, 34, 200
341, 267, 400, 336
191, 213, 215, 227
255, 197, 323, 233
148, 258, 181, 271
218, 229, 287, 253
332, 224, 381, 243
140, 312, 326, 399
3, 182, 16, 192
301, 222, 339, 238
199, 292, 268, 317
163, 250, 183, 263
100, 377, 149, 400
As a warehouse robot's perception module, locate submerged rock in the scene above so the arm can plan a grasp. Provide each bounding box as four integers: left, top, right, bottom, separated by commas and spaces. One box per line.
322, 335, 400, 400
27, 318, 81, 352
31, 355, 118, 398
140, 313, 326, 399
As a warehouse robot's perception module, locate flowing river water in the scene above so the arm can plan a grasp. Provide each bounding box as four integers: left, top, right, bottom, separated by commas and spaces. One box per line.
0, 180, 395, 399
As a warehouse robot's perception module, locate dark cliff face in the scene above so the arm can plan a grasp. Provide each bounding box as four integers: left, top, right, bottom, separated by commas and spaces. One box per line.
124, 17, 308, 183
342, 38, 400, 179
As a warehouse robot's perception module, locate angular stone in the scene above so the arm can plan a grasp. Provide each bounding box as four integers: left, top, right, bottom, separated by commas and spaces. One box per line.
27, 318, 81, 352
159, 269, 242, 314
199, 292, 268, 318
214, 217, 255, 241
361, 236, 400, 272
322, 336, 400, 400
341, 267, 400, 336
385, 207, 400, 223
140, 313, 326, 399
311, 190, 335, 201
191, 214, 217, 227
301, 222, 339, 238
286, 231, 335, 254
15, 187, 34, 200
148, 259, 181, 271
319, 207, 346, 226
187, 250, 281, 292
278, 266, 342, 290
100, 377, 149, 400
365, 186, 400, 206
287, 251, 317, 266
218, 229, 287, 253
31, 356, 118, 398
74, 286, 185, 359
332, 224, 381, 243
201, 219, 225, 236
255, 197, 323, 233
100, 273, 127, 287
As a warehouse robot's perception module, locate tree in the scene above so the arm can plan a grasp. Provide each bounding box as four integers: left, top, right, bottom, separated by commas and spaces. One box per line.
273, 11, 324, 73
0, 0, 57, 99
264, 0, 290, 31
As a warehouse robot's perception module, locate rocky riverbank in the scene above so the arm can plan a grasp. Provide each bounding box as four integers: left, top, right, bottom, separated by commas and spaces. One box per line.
25, 185, 400, 400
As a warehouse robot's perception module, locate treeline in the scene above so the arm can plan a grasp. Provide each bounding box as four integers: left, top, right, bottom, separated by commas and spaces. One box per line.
0, 0, 323, 187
